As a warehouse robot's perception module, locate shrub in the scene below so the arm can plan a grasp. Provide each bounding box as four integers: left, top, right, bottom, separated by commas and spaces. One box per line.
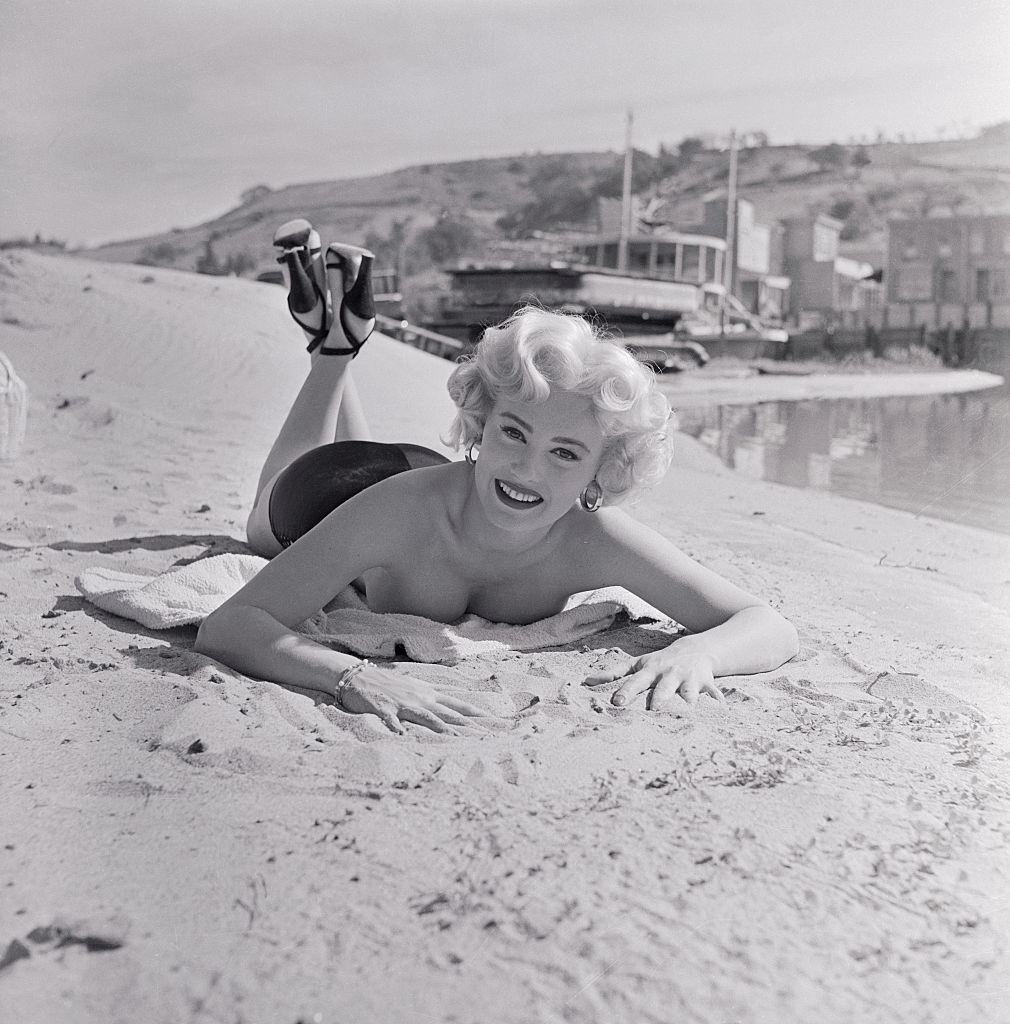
137, 241, 180, 266
223, 250, 255, 275
808, 143, 848, 172
417, 215, 477, 265
196, 240, 223, 275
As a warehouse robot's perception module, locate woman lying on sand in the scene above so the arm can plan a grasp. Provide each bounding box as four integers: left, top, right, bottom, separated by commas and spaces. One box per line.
196, 223, 798, 733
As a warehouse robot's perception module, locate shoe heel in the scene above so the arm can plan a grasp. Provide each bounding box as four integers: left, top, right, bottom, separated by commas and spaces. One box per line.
320, 244, 376, 357
273, 219, 330, 351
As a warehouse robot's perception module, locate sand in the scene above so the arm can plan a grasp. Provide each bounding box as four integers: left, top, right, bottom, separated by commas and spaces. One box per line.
1, 250, 1008, 1024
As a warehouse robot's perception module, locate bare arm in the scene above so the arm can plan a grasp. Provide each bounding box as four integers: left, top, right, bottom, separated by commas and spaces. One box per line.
579, 509, 798, 706
197, 477, 403, 672
196, 474, 485, 731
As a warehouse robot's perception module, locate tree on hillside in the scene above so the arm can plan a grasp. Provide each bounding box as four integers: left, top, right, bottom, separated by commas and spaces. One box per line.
808, 143, 848, 173
137, 241, 180, 267
364, 219, 410, 277
496, 157, 599, 236
0, 234, 66, 250
979, 121, 1010, 142
223, 250, 255, 276
240, 184, 272, 205
594, 150, 660, 198
850, 146, 871, 171
678, 136, 706, 162
655, 143, 681, 178
196, 240, 223, 276
910, 186, 969, 219
829, 199, 855, 221
417, 214, 477, 266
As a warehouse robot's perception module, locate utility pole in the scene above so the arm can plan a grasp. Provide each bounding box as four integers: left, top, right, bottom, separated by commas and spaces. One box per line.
721, 129, 739, 335
617, 109, 634, 273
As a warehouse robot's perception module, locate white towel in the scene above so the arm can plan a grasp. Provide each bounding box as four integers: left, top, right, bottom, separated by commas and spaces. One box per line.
76, 553, 667, 665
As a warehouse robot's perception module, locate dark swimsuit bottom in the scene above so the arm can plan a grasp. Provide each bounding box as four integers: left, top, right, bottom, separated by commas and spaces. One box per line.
267, 440, 451, 548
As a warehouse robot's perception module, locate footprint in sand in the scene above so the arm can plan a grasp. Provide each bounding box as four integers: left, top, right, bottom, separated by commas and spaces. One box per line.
16, 474, 77, 495
866, 672, 983, 721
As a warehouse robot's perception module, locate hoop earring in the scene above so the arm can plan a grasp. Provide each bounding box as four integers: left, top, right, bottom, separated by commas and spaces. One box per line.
465, 442, 480, 465
579, 479, 603, 512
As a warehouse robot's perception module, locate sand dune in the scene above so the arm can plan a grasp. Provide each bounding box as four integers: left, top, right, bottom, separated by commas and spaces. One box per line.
1, 250, 1008, 1024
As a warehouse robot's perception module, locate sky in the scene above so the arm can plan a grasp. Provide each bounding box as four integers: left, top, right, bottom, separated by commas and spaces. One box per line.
2, 0, 1008, 246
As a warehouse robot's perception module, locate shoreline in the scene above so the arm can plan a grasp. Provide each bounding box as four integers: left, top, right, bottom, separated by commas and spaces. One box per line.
660, 363, 1004, 408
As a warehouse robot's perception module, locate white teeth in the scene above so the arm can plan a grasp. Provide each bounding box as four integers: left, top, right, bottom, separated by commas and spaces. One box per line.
499, 481, 540, 503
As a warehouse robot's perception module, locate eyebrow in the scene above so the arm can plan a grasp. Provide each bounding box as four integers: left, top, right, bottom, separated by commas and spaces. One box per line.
499, 412, 591, 452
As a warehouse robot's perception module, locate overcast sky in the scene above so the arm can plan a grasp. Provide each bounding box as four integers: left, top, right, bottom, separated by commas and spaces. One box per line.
2, 0, 1007, 246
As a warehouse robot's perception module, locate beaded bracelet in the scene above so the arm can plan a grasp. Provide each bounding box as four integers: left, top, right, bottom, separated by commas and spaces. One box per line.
334, 659, 371, 709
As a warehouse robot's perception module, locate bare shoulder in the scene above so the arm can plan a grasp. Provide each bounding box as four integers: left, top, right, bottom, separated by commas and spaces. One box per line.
564, 505, 675, 557
562, 505, 765, 629
372, 458, 464, 508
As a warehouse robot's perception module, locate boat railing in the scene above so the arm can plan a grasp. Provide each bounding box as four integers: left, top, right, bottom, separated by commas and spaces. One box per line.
375, 313, 465, 361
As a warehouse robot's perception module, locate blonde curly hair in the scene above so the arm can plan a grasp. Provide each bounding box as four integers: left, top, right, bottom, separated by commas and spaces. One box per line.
445, 306, 674, 504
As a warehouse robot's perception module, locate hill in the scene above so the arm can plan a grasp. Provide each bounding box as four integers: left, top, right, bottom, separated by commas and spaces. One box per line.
82, 152, 619, 289
79, 128, 1010, 313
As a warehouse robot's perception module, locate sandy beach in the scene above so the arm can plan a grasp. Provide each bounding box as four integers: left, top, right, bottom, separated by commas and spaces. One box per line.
2, 250, 1008, 1024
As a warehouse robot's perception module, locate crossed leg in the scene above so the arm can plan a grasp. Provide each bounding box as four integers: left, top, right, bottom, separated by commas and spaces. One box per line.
246, 351, 370, 556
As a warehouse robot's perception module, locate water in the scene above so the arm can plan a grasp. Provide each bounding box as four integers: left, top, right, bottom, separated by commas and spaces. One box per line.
671, 381, 1010, 536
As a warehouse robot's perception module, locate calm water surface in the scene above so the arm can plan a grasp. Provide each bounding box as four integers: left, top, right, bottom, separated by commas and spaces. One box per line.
669, 381, 1010, 536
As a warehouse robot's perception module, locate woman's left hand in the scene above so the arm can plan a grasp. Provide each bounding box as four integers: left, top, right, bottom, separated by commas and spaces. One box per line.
583, 648, 724, 711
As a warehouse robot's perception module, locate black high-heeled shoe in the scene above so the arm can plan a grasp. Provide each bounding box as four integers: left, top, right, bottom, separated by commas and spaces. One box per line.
273, 218, 330, 353
319, 242, 375, 357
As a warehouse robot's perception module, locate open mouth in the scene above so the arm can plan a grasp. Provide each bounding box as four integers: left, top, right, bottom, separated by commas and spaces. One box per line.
495, 479, 544, 509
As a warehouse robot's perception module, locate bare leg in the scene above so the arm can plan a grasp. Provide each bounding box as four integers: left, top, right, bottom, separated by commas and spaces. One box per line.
254, 355, 358, 501
246, 352, 371, 555
247, 234, 377, 556
334, 371, 371, 444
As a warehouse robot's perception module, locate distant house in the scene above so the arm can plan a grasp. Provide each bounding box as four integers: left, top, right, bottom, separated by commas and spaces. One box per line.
781, 214, 881, 330
697, 197, 790, 324
885, 213, 1010, 328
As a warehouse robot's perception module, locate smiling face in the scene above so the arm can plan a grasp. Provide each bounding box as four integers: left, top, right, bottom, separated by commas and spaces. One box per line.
473, 390, 606, 532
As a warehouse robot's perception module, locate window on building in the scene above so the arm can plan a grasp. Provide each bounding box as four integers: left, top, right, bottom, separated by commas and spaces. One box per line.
968, 229, 985, 255
938, 269, 959, 303
895, 262, 932, 301
655, 249, 676, 280
1003, 233, 1010, 256
975, 269, 991, 302
813, 223, 838, 262
681, 245, 700, 281
739, 280, 760, 313
902, 244, 919, 260
705, 246, 720, 283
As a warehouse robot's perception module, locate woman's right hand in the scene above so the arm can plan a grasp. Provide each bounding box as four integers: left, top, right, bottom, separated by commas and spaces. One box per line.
335, 662, 486, 735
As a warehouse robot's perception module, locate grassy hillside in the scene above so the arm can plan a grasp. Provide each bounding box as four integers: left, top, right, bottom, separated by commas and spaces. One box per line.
80, 128, 1010, 311
83, 152, 620, 281
654, 132, 1010, 256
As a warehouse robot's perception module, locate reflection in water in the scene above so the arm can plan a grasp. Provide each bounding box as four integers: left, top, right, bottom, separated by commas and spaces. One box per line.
673, 385, 1010, 535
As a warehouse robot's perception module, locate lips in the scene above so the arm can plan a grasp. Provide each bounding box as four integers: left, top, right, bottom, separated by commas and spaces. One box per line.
495, 478, 544, 509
